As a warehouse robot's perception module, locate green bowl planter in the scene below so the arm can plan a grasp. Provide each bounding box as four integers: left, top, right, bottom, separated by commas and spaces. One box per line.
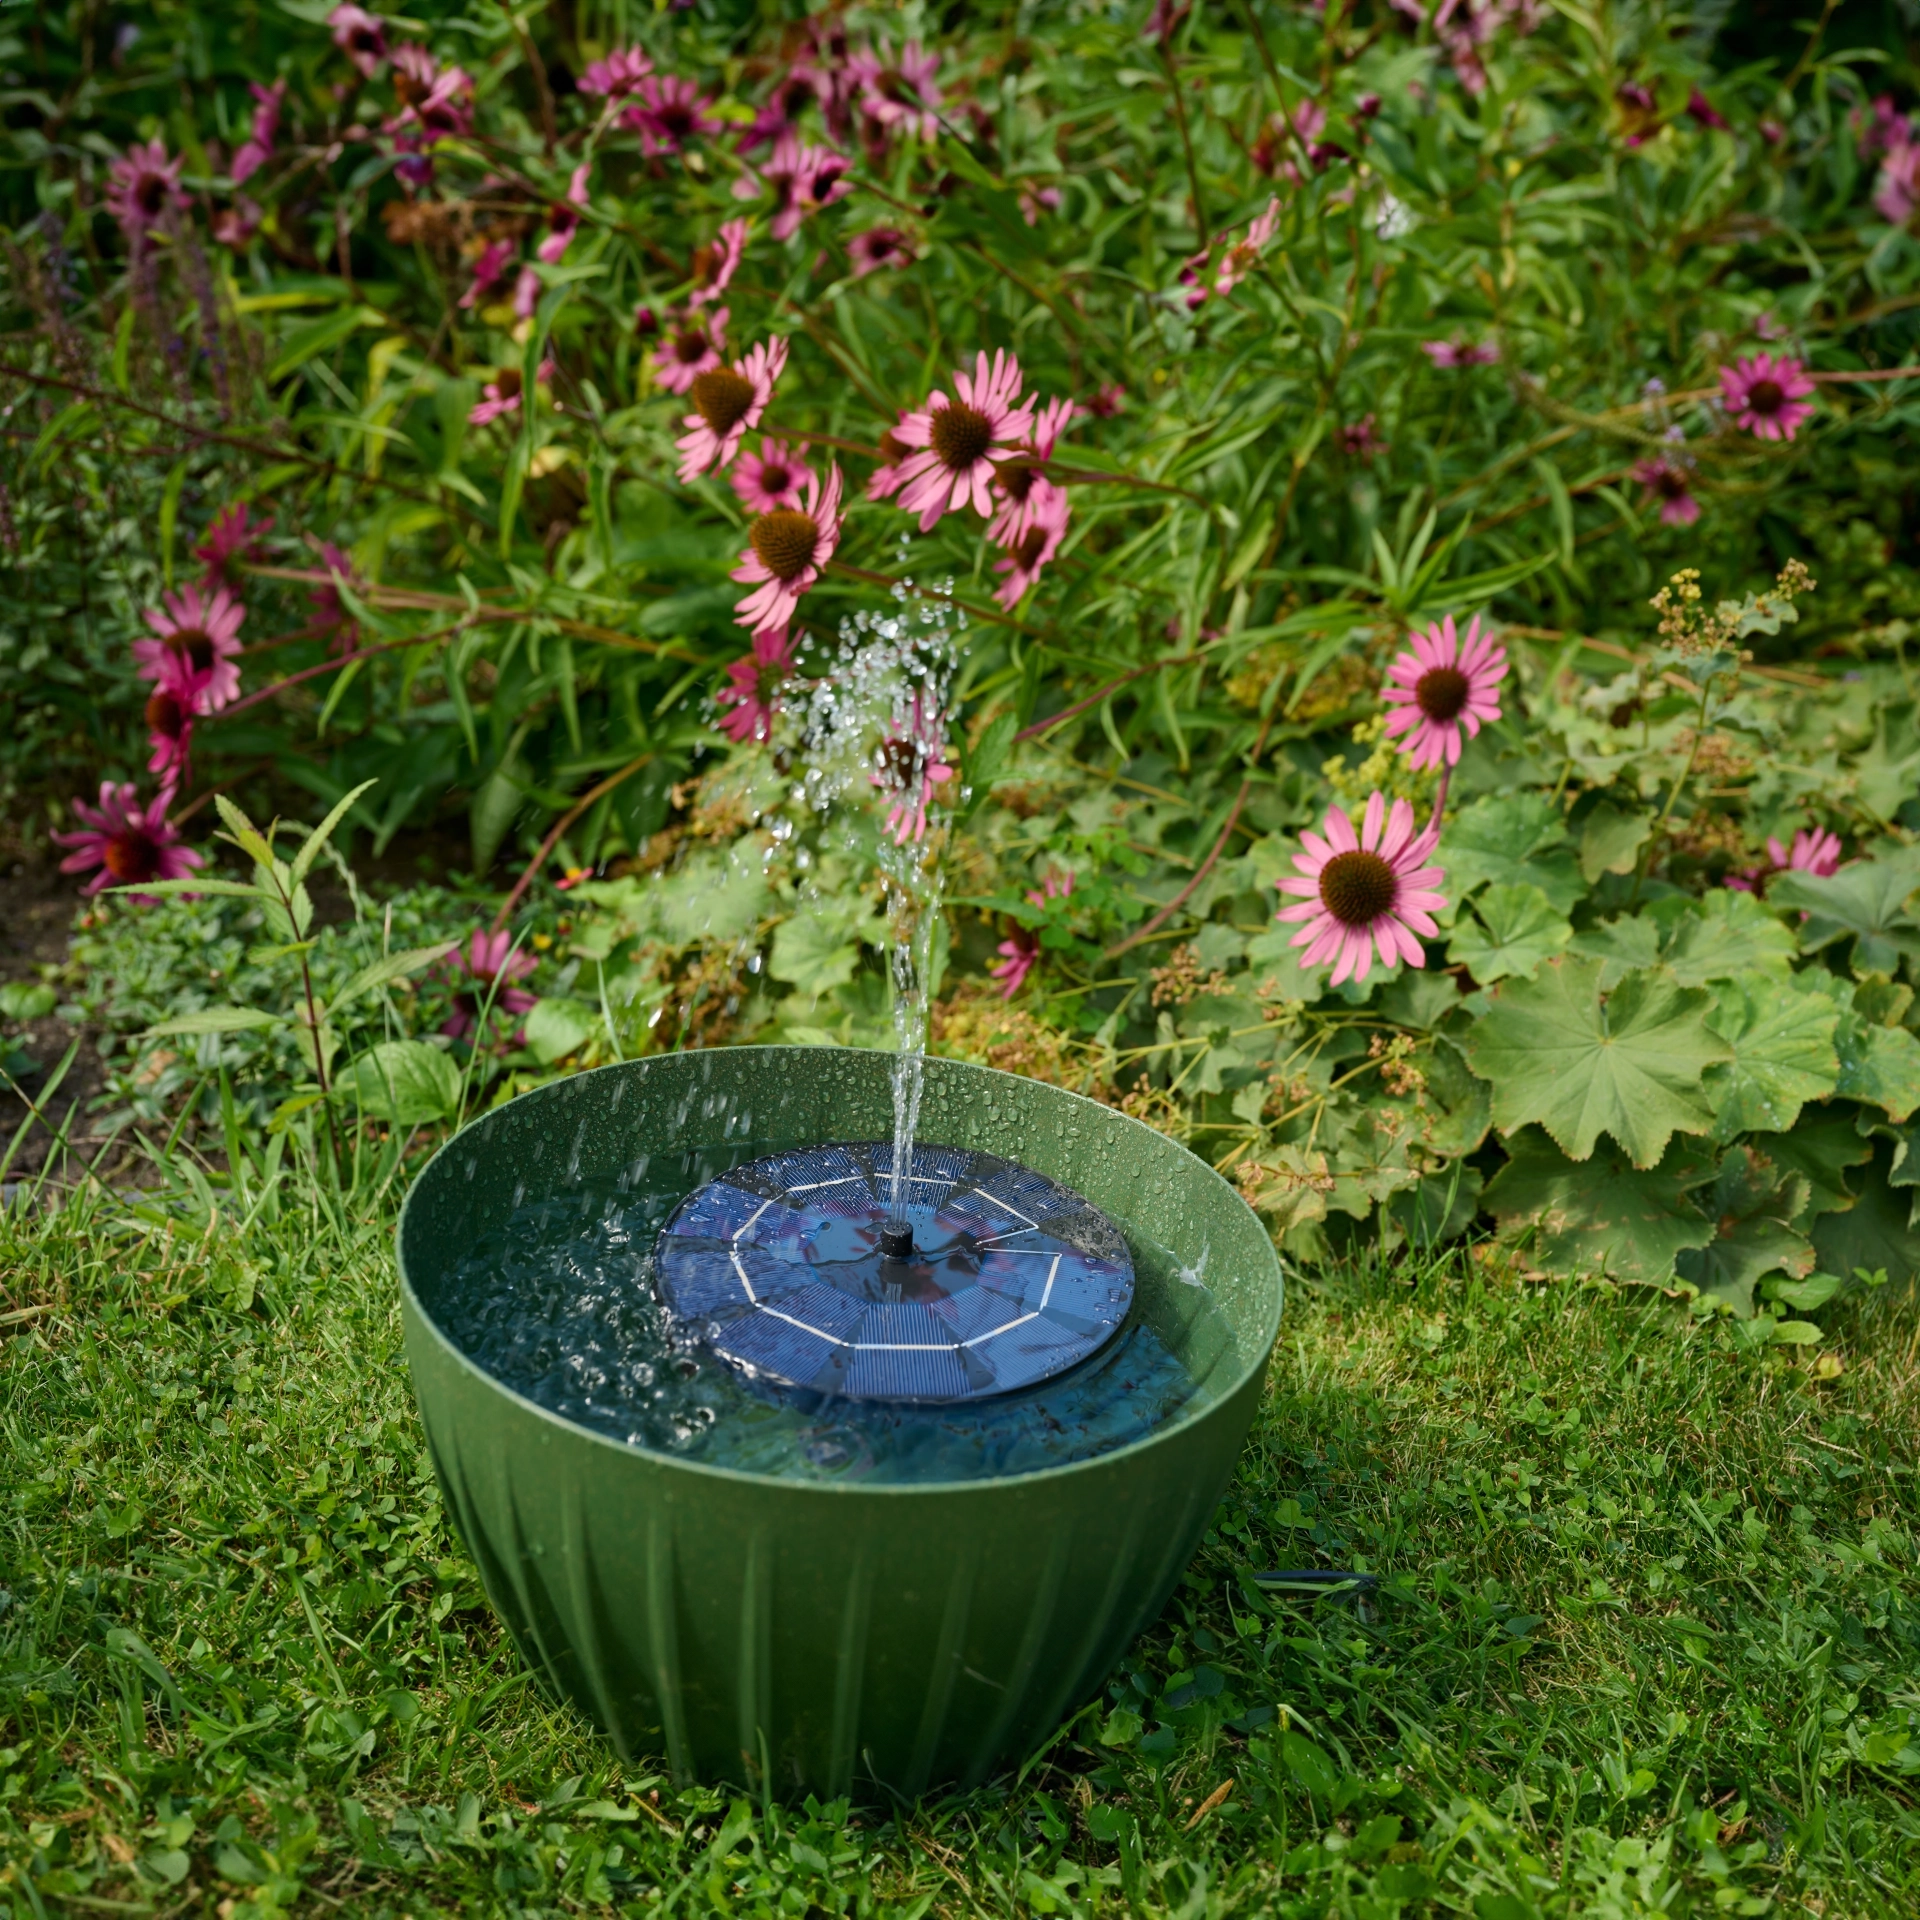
398, 1047, 1284, 1798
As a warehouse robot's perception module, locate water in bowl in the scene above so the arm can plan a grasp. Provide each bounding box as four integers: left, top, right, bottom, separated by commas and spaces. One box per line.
435, 1144, 1227, 1485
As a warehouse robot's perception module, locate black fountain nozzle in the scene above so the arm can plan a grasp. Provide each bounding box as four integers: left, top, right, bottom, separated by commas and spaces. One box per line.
878, 1220, 914, 1261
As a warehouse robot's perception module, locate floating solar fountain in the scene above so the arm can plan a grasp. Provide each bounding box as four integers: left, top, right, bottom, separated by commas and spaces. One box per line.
399, 1048, 1282, 1798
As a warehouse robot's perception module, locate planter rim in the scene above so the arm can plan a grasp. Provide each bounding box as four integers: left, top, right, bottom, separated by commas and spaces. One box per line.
397, 1045, 1285, 1497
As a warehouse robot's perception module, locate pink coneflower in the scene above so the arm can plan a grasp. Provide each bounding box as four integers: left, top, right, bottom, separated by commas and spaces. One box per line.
213, 198, 262, 247
232, 80, 286, 184
735, 132, 850, 240
1616, 80, 1660, 147
1340, 413, 1386, 460
993, 486, 1070, 610
731, 462, 842, 634
1720, 352, 1816, 442
105, 140, 185, 243
1727, 824, 1843, 892
731, 438, 815, 513
1422, 337, 1500, 368
654, 306, 726, 395
328, 3, 388, 77
848, 225, 915, 276
458, 238, 515, 310
192, 503, 273, 586
1188, 197, 1281, 305
866, 413, 914, 501
1633, 456, 1700, 526
310, 541, 362, 653
623, 74, 720, 156
1861, 93, 1911, 155
677, 335, 787, 482
987, 395, 1073, 547
536, 163, 591, 265
871, 698, 955, 845
689, 218, 746, 307
1019, 183, 1063, 225
1381, 614, 1507, 771
55, 783, 202, 902
892, 350, 1036, 532
715, 627, 797, 744
578, 46, 653, 101
744, 63, 837, 150
1274, 792, 1446, 986
1084, 382, 1126, 418
439, 930, 536, 1043
144, 686, 194, 784
133, 583, 246, 714
1686, 87, 1730, 132
850, 41, 942, 141
1876, 142, 1920, 225
469, 360, 553, 427
387, 47, 473, 139
511, 265, 541, 320
988, 868, 1077, 1001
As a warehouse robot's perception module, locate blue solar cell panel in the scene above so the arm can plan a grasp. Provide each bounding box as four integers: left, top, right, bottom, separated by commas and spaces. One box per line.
655, 1142, 1134, 1403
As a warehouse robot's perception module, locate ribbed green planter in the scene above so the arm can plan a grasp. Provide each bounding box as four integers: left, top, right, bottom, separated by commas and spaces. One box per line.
398, 1047, 1284, 1798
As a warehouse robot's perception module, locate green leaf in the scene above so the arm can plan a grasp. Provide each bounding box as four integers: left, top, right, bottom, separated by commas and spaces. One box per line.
142, 1007, 285, 1038
266, 303, 384, 383
958, 711, 1018, 826
0, 983, 55, 1021
114, 877, 263, 900
1748, 1111, 1873, 1225
1661, 889, 1798, 989
1833, 1013, 1920, 1121
344, 1040, 462, 1128
770, 912, 864, 1000
1674, 1146, 1816, 1318
1579, 803, 1652, 883
1438, 792, 1584, 912
1812, 1143, 1920, 1286
1567, 913, 1665, 990
1482, 1128, 1714, 1285
1465, 958, 1731, 1167
326, 943, 450, 1021
1703, 975, 1840, 1137
291, 778, 379, 885
523, 997, 598, 1066
1445, 883, 1572, 983
1770, 852, 1920, 975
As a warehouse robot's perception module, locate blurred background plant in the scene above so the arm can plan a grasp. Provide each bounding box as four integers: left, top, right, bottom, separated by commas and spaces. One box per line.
8, 0, 1920, 1328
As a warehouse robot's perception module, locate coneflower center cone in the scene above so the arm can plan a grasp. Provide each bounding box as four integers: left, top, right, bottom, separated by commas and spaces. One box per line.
672, 329, 710, 364
997, 458, 1038, 503
166, 626, 217, 673
1413, 664, 1470, 724
145, 688, 187, 736
1012, 526, 1050, 570
929, 402, 993, 471
749, 509, 820, 581
691, 369, 757, 431
103, 827, 163, 885
135, 173, 170, 217
655, 102, 697, 138
1747, 379, 1783, 413
1318, 849, 1398, 926
877, 429, 906, 465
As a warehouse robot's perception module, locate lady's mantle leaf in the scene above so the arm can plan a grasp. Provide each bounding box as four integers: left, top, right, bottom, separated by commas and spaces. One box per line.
1833, 1011, 1920, 1121
1465, 957, 1731, 1167
1481, 1128, 1714, 1285
1446, 883, 1572, 983
1748, 1111, 1873, 1225
1673, 1145, 1817, 1317
1770, 851, 1920, 975
1811, 1142, 1920, 1286
1662, 889, 1798, 988
1438, 792, 1584, 912
1579, 803, 1652, 883
1704, 976, 1840, 1137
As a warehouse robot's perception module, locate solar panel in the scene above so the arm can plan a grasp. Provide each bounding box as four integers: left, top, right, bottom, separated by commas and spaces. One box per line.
654, 1141, 1134, 1402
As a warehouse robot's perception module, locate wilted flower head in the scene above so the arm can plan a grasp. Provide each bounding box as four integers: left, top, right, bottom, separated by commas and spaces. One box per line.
731, 461, 843, 635
715, 627, 797, 744
623, 74, 721, 156
1381, 613, 1507, 770
440, 929, 537, 1042
55, 782, 202, 901
676, 334, 788, 481
328, 3, 388, 77
1274, 793, 1446, 986
1719, 352, 1816, 442
132, 582, 246, 714
105, 140, 185, 243
458, 237, 515, 310
892, 350, 1036, 531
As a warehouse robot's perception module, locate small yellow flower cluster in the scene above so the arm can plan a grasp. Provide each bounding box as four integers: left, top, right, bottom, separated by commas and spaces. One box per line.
1650, 561, 1817, 655
1320, 714, 1437, 810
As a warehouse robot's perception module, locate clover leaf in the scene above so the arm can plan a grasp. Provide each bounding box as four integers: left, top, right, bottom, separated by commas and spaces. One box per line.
1465, 956, 1731, 1166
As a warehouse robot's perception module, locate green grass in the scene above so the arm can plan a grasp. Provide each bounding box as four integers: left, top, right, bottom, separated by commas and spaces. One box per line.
3, 1168, 1919, 1918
